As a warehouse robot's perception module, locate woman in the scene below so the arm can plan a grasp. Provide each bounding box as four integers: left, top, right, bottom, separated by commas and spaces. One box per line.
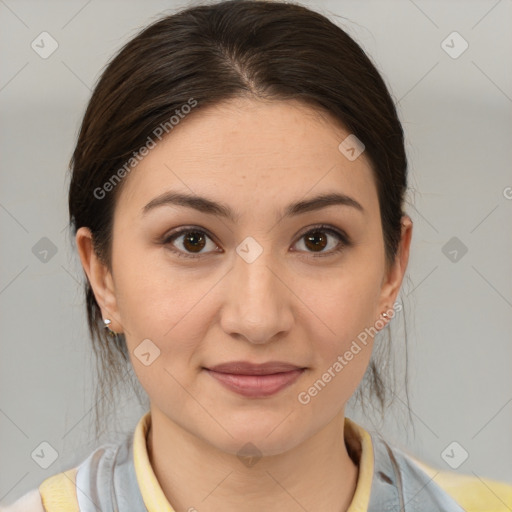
4, 0, 511, 510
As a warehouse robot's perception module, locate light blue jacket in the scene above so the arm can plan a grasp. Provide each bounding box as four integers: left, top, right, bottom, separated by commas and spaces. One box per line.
55, 428, 468, 510
4, 419, 508, 511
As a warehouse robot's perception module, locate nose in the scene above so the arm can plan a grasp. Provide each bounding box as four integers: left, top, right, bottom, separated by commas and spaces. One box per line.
219, 247, 294, 344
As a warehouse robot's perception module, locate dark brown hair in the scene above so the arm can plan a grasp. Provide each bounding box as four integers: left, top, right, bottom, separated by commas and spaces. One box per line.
68, 0, 410, 438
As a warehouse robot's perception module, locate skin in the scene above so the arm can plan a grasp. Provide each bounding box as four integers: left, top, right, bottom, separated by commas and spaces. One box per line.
76, 97, 412, 512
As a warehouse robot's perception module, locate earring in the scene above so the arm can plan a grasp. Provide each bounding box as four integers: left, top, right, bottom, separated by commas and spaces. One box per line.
381, 312, 389, 319
103, 318, 117, 336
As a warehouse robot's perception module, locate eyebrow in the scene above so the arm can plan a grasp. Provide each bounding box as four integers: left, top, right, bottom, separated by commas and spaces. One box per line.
142, 191, 364, 222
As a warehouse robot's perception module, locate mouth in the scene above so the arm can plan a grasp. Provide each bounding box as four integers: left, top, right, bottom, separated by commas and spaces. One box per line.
202, 361, 307, 398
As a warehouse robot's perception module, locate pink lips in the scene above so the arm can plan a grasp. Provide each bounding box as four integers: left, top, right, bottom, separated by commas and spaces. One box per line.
204, 361, 306, 398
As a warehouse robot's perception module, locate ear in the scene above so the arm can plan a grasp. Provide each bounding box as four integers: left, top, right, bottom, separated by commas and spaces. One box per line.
376, 215, 413, 325
75, 226, 123, 333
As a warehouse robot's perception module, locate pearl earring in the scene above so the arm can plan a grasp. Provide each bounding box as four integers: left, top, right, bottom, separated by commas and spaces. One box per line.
103, 318, 117, 336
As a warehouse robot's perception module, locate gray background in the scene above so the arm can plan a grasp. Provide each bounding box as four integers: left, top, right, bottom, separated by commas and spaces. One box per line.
1, 0, 511, 505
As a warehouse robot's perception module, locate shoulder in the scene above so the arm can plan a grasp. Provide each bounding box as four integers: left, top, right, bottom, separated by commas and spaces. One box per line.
410, 455, 512, 512
0, 488, 45, 512
411, 457, 512, 512
0, 441, 123, 512
1, 467, 81, 512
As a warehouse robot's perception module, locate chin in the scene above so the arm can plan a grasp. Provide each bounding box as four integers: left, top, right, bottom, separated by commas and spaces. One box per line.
201, 414, 306, 458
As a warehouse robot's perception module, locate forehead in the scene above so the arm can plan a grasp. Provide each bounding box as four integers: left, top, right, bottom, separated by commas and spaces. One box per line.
116, 98, 378, 219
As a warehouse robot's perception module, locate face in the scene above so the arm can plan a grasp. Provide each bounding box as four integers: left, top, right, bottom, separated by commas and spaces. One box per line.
77, 97, 411, 456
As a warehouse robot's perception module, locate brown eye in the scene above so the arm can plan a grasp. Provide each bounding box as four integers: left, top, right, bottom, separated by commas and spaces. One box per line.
304, 231, 328, 252
182, 231, 207, 252
293, 225, 349, 257
163, 228, 220, 259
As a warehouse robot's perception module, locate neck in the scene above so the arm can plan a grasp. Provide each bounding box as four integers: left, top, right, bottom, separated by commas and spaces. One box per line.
147, 406, 359, 512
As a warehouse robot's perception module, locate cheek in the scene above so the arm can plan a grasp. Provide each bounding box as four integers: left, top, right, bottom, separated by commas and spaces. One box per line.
112, 238, 203, 337
307, 265, 383, 344
299, 260, 384, 398
112, 249, 223, 400
297, 283, 378, 415
113, 252, 209, 410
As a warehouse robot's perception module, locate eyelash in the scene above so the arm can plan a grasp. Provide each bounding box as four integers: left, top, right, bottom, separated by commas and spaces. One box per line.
160, 224, 351, 260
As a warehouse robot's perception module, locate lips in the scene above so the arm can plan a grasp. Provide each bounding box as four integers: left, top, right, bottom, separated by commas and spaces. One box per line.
206, 361, 304, 375
203, 361, 306, 398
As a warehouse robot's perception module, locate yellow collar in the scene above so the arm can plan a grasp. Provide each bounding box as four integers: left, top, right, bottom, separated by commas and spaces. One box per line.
133, 412, 374, 512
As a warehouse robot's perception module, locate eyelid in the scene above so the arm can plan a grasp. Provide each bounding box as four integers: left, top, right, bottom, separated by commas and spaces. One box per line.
295, 224, 349, 243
